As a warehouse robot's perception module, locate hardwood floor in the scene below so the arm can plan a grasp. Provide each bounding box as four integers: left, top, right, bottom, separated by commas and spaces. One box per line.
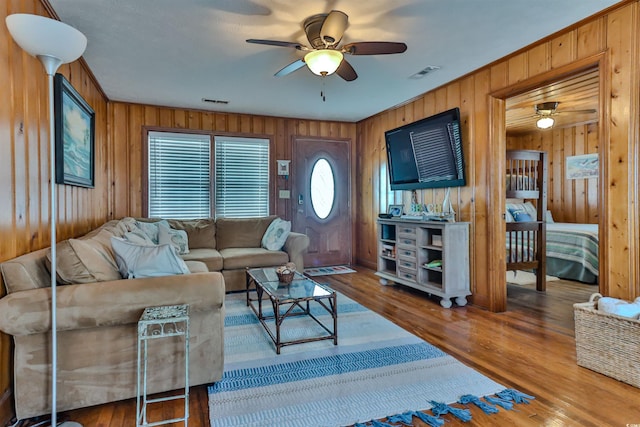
46, 268, 640, 426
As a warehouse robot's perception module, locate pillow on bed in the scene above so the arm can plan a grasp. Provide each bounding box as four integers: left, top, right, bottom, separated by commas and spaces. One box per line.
505, 210, 515, 223
508, 207, 533, 222
546, 210, 555, 223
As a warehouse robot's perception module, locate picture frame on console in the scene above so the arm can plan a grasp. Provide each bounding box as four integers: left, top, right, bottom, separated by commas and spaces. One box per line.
388, 204, 404, 217
54, 73, 95, 188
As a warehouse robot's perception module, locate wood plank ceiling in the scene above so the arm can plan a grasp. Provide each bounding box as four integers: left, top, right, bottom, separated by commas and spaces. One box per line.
505, 67, 599, 134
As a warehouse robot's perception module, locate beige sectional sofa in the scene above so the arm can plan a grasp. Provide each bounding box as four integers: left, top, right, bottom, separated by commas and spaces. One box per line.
0, 215, 309, 420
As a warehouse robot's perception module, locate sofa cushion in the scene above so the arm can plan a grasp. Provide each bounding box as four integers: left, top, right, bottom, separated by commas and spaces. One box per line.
261, 218, 291, 250
216, 216, 277, 250
48, 230, 122, 285
219, 247, 288, 270
110, 237, 190, 279
167, 219, 216, 249
181, 248, 224, 271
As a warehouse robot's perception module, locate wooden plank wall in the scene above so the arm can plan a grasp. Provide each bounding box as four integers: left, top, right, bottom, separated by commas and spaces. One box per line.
107, 102, 357, 221
0, 1, 110, 422
356, 1, 640, 309
507, 124, 600, 224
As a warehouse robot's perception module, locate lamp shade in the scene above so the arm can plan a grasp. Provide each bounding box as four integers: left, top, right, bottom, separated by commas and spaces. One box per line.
6, 14, 87, 64
536, 116, 555, 129
304, 49, 343, 76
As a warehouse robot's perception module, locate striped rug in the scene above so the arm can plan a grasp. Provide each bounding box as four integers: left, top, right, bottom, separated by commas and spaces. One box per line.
208, 292, 529, 427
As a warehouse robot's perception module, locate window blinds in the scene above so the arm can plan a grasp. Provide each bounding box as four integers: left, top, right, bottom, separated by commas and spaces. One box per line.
214, 136, 270, 218
148, 131, 211, 219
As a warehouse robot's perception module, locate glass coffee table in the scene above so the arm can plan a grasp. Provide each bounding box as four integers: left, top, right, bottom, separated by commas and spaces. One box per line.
246, 267, 337, 354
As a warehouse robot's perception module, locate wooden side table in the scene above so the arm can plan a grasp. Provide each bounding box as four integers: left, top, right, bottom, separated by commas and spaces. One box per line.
136, 304, 190, 426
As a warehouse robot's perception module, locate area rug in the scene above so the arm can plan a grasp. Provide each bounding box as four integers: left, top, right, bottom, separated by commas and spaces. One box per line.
208, 293, 533, 427
507, 270, 560, 286
304, 265, 357, 276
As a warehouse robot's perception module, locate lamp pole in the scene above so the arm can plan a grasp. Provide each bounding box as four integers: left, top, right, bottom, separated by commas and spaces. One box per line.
6, 14, 87, 427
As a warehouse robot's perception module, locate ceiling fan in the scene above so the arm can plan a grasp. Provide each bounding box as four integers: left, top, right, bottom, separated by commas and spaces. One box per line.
534, 101, 597, 129
246, 10, 407, 81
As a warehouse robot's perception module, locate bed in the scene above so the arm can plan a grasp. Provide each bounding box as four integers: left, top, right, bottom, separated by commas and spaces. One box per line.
505, 150, 599, 288
505, 150, 547, 291
546, 222, 599, 284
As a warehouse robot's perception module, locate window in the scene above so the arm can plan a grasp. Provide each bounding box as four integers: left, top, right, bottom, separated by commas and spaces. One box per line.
146, 132, 270, 219
214, 136, 270, 218
147, 131, 211, 219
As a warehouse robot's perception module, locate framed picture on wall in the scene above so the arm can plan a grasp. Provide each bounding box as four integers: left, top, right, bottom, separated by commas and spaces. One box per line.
54, 73, 95, 188
566, 153, 598, 180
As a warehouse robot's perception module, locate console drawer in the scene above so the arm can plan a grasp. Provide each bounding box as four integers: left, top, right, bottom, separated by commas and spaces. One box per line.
397, 248, 416, 260
397, 268, 417, 282
397, 236, 416, 247
398, 259, 417, 270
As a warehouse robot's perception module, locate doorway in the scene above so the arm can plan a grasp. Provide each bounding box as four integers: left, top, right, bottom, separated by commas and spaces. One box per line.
292, 137, 352, 268
501, 63, 603, 313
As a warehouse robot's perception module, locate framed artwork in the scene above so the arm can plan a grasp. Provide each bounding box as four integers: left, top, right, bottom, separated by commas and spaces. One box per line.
566, 153, 598, 180
388, 204, 404, 217
54, 73, 95, 188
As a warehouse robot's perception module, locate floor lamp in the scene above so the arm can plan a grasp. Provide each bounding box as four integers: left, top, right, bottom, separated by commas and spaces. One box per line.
5, 14, 87, 427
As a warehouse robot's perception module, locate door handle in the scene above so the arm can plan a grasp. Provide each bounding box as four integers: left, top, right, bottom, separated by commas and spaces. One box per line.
298, 194, 304, 205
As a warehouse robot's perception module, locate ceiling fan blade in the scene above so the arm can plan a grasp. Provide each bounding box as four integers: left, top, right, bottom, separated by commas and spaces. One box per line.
336, 59, 357, 81
320, 10, 348, 46
560, 108, 597, 114
246, 39, 306, 50
343, 41, 407, 55
274, 59, 307, 77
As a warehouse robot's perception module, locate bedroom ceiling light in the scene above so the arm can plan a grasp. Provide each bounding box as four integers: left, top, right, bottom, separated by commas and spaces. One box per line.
536, 116, 555, 129
304, 49, 343, 76
6, 13, 87, 427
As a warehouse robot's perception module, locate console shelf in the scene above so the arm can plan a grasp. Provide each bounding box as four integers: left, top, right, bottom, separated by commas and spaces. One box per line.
376, 218, 470, 308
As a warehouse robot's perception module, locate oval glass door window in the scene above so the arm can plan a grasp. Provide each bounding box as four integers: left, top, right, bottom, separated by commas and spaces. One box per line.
310, 158, 335, 219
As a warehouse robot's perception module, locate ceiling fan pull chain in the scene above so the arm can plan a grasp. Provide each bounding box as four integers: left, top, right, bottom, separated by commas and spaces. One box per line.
321, 79, 326, 102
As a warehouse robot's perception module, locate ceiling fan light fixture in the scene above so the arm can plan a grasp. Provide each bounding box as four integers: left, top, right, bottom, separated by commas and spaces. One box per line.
304, 49, 343, 76
536, 116, 555, 129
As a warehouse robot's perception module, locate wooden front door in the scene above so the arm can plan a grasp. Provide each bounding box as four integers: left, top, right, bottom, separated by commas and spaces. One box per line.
292, 137, 351, 268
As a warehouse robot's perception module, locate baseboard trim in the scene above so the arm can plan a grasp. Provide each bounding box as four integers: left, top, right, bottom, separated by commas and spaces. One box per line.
0, 387, 14, 426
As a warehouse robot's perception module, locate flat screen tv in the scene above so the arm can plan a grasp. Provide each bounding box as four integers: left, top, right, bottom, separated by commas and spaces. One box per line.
384, 107, 466, 190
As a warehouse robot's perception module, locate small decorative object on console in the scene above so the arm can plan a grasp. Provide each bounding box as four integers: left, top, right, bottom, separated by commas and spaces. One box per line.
276, 262, 296, 283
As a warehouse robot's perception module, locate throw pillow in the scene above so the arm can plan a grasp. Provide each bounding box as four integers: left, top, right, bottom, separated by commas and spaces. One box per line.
110, 237, 190, 279
505, 209, 515, 223
124, 229, 155, 245
508, 208, 533, 222
261, 218, 291, 251
49, 233, 122, 285
158, 222, 190, 254
546, 210, 555, 223
134, 220, 168, 244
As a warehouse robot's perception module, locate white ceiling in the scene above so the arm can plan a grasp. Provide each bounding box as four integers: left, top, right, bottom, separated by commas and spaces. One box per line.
49, 0, 620, 123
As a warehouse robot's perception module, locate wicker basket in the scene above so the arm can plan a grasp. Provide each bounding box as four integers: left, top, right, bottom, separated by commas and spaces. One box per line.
573, 293, 640, 388
277, 271, 295, 284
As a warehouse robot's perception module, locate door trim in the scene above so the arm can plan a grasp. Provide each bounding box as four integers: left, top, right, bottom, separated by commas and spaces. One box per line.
489, 52, 608, 311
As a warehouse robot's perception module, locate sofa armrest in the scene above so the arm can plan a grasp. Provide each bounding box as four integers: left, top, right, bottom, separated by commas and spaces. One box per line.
0, 272, 224, 336
284, 231, 310, 271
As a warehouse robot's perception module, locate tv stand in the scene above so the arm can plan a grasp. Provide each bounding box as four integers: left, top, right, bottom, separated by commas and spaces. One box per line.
376, 218, 470, 308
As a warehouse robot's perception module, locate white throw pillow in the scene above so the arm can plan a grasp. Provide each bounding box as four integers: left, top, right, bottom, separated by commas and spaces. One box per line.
124, 229, 155, 245
110, 237, 190, 279
158, 222, 190, 254
546, 210, 555, 223
135, 220, 168, 244
261, 218, 291, 251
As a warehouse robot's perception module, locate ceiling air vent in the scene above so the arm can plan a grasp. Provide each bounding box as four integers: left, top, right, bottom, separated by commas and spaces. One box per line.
410, 66, 441, 79
202, 98, 229, 105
